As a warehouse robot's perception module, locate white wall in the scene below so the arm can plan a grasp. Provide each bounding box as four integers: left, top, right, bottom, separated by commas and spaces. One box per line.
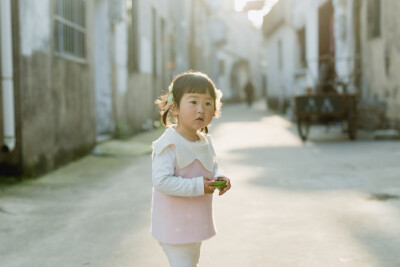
304, 2, 319, 88
332, 0, 358, 94
93, 0, 113, 135
137, 0, 153, 74
19, 0, 51, 56
114, 14, 128, 94
359, 0, 400, 121
330, 0, 400, 124
265, 25, 295, 102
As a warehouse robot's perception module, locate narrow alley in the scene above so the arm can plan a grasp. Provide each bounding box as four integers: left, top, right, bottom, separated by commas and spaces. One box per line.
1, 101, 400, 267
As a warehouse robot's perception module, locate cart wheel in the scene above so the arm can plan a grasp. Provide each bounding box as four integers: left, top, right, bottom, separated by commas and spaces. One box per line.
347, 101, 357, 140
297, 117, 310, 141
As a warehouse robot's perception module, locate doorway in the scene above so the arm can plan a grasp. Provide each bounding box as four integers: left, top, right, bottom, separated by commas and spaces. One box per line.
318, 1, 336, 93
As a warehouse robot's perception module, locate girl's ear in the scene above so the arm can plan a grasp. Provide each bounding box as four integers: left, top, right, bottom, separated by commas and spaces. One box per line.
170, 104, 178, 116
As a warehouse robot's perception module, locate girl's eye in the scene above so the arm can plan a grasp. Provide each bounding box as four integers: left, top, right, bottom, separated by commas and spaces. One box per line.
190, 101, 197, 104
205, 102, 212, 106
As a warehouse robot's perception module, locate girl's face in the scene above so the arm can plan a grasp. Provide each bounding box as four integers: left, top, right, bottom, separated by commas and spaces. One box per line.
174, 92, 215, 134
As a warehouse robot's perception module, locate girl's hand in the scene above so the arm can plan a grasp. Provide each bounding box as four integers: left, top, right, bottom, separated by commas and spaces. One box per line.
215, 177, 231, 196
203, 177, 216, 194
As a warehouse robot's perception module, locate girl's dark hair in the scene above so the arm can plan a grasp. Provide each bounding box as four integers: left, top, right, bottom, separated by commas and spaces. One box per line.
155, 70, 222, 134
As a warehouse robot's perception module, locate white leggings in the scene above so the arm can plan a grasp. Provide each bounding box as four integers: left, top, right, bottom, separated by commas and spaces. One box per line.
159, 242, 202, 267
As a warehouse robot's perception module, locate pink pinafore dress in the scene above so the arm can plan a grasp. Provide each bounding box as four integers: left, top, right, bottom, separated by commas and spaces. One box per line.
151, 128, 217, 244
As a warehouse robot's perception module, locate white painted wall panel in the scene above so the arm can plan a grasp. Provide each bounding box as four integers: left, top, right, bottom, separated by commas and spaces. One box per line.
93, 0, 113, 135
19, 0, 50, 56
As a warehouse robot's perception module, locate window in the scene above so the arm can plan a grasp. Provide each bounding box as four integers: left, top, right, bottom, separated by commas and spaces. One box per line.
367, 0, 381, 39
54, 0, 86, 61
297, 27, 306, 68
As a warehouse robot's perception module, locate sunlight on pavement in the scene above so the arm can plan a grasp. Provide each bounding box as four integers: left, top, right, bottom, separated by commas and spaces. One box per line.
208, 103, 400, 266
213, 115, 302, 153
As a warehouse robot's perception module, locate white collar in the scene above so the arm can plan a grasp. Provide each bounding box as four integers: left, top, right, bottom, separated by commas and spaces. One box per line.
152, 126, 215, 171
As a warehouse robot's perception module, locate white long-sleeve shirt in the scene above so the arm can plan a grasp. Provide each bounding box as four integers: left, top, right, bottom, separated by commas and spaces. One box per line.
151, 126, 227, 197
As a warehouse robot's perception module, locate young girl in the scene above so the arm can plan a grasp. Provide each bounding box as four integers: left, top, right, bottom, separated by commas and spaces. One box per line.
151, 71, 231, 267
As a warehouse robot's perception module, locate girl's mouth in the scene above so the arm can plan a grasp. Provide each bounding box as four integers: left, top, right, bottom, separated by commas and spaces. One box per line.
196, 118, 204, 122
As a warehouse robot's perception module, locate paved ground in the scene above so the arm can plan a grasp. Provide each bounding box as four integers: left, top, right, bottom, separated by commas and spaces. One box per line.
1, 100, 400, 267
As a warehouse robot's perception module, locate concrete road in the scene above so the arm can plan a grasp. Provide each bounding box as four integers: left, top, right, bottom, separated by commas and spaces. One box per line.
1, 101, 400, 267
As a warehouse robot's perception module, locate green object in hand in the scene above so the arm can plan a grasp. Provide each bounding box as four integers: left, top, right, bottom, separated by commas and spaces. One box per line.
213, 180, 227, 188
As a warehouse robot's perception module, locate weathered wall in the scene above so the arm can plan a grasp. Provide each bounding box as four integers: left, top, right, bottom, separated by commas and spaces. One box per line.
265, 26, 296, 111
1, 0, 97, 177
169, 0, 191, 76
264, 0, 321, 111
116, 0, 169, 134
124, 73, 157, 131
332, 0, 358, 91
359, 0, 400, 128
20, 53, 96, 176
93, 0, 114, 137
0, 0, 22, 175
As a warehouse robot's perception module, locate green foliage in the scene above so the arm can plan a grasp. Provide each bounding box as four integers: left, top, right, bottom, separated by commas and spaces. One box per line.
115, 121, 132, 139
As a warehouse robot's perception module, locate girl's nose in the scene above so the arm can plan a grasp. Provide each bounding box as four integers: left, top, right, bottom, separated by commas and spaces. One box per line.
197, 104, 204, 113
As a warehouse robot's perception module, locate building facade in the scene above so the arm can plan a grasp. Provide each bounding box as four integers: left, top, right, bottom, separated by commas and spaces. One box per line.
263, 0, 333, 113
209, 0, 265, 101
263, 0, 400, 129
0, 0, 264, 177
1, 0, 97, 176
348, 0, 400, 129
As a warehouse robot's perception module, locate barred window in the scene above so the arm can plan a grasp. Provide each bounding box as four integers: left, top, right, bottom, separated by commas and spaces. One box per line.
54, 0, 86, 61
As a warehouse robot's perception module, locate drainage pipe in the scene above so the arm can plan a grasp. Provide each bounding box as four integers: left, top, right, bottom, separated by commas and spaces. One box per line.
0, 0, 16, 152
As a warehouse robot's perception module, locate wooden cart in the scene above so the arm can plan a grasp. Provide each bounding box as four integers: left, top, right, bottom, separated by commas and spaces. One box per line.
294, 56, 359, 141
295, 93, 357, 141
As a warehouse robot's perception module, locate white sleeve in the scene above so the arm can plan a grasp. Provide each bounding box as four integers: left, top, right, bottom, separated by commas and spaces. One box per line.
152, 146, 205, 197
207, 135, 227, 179
213, 159, 227, 179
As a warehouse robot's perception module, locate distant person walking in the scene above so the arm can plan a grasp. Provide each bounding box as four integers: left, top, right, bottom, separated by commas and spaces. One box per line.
244, 80, 254, 107
152, 71, 231, 267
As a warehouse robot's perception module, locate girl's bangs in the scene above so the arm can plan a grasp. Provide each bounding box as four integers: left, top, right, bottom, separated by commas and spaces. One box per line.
184, 79, 216, 98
